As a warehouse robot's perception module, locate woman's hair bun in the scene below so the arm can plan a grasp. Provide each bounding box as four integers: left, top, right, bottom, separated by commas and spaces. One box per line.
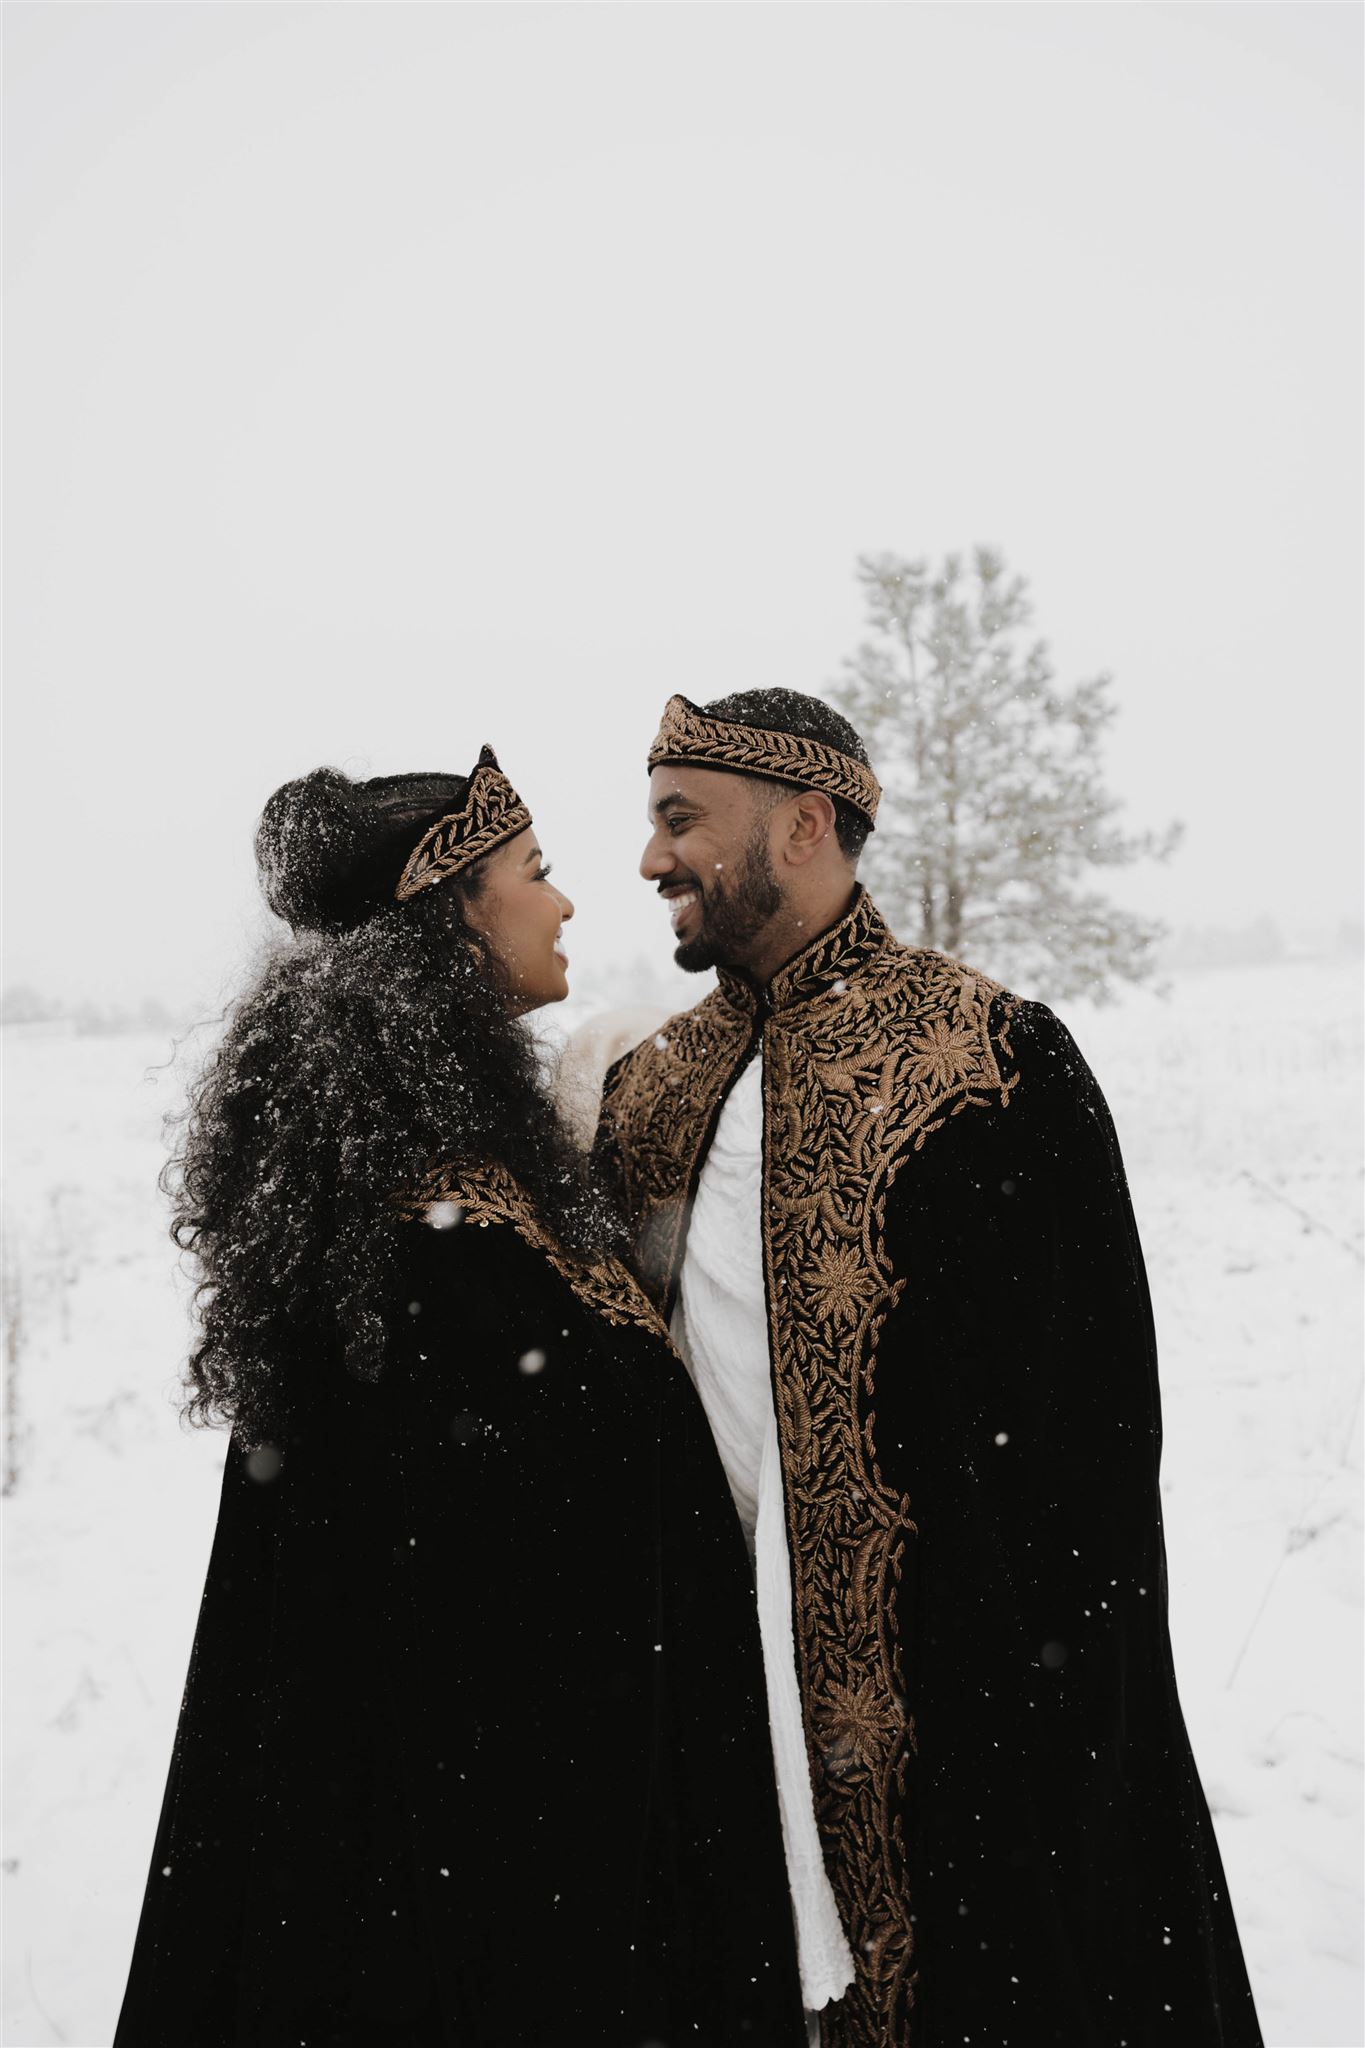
255, 767, 371, 933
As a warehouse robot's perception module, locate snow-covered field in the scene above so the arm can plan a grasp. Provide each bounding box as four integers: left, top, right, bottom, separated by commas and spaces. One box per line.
3, 959, 1362, 2048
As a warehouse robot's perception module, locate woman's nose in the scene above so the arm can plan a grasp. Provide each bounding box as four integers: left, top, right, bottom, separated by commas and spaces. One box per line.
556, 889, 575, 923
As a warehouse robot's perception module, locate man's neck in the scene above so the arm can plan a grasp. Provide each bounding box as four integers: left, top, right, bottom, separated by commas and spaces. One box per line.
731, 879, 860, 991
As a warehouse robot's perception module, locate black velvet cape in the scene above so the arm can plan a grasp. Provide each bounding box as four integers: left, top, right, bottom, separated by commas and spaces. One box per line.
114, 1197, 806, 2047
595, 890, 1264, 2048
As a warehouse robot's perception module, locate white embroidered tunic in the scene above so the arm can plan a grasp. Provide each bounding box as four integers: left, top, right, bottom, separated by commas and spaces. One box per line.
670, 1054, 855, 2017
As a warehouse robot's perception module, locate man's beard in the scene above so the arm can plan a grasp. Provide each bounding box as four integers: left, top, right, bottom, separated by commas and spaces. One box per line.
674, 823, 783, 974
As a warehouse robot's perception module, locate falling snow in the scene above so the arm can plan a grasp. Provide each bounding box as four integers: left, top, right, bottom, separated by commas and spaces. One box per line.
2, 955, 1360, 2044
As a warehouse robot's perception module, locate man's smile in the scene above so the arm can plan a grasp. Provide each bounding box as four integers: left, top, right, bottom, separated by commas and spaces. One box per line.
660, 881, 702, 932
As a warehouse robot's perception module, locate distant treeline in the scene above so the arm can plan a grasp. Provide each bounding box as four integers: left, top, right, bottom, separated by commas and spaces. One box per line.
1, 988, 182, 1036
1158, 917, 1363, 973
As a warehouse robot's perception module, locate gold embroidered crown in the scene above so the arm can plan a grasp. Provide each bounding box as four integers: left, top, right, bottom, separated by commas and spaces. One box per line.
647, 695, 881, 828
394, 746, 532, 903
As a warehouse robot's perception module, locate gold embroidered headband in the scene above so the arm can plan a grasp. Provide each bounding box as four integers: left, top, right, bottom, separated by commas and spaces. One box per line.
394, 746, 532, 902
647, 695, 881, 828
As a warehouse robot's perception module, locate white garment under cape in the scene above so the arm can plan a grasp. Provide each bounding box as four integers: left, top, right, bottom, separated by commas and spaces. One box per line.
671, 1054, 855, 2019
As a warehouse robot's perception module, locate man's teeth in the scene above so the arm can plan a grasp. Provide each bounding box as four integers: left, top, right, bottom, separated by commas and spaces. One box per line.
668, 890, 700, 929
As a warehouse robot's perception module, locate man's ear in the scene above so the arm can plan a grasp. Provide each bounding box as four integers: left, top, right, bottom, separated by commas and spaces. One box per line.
779, 791, 838, 868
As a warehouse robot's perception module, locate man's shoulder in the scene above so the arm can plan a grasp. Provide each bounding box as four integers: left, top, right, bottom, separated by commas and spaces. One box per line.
861, 936, 1016, 1035
870, 942, 1075, 1056
857, 941, 1103, 1134
1000, 993, 1089, 1069
942, 976, 1101, 1127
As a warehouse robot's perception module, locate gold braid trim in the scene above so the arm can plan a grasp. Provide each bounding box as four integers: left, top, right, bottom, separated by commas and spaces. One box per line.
394, 747, 532, 902
401, 1159, 668, 1341
647, 694, 882, 827
598, 901, 1019, 2047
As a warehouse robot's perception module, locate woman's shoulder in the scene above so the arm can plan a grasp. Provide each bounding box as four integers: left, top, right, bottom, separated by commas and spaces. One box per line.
399, 1159, 668, 1346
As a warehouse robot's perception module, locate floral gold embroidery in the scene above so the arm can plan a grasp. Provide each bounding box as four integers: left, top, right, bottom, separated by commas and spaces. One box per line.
597, 892, 1018, 2048
905, 1015, 985, 1089
809, 1243, 880, 1326
816, 1673, 907, 1777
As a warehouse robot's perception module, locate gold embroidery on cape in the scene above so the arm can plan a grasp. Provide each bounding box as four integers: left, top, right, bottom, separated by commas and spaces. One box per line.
648, 693, 883, 826
402, 1160, 668, 1341
394, 748, 532, 902
598, 897, 1019, 2047
599, 996, 757, 1306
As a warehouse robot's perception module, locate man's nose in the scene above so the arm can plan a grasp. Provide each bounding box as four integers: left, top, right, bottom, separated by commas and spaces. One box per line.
639, 832, 675, 883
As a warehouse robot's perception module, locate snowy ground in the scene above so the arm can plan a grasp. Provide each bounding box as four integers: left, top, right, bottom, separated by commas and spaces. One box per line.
3, 959, 1362, 2048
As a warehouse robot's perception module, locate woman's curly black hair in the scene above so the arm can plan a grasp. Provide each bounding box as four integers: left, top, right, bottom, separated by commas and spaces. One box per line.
165, 764, 619, 1449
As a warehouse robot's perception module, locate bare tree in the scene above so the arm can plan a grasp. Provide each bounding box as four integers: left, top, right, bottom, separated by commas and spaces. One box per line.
832, 547, 1180, 1003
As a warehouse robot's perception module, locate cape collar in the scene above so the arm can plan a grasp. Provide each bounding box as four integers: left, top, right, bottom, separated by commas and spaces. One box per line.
715, 885, 894, 1017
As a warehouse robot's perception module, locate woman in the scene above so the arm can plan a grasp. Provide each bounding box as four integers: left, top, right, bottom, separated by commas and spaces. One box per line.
115, 749, 805, 2046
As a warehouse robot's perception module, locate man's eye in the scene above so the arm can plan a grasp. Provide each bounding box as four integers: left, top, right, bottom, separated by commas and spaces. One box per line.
667, 817, 692, 835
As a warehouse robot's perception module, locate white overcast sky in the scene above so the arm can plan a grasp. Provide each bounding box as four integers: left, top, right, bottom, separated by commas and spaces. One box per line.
5, 1, 1361, 1012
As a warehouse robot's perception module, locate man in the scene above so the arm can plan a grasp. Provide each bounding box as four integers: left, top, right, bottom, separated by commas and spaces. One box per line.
593, 689, 1262, 2048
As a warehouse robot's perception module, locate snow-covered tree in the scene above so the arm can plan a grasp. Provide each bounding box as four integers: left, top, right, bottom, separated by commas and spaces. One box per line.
831, 547, 1180, 1003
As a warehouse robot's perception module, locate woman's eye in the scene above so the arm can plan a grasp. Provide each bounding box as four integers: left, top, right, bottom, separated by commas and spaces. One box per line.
535, 863, 554, 882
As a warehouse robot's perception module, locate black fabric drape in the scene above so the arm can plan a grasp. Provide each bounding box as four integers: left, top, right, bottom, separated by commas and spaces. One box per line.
873, 1000, 1261, 2045
115, 1214, 806, 2047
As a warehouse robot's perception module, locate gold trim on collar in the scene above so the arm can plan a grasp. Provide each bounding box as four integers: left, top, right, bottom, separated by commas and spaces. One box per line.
394, 747, 532, 903
716, 887, 892, 1013
647, 694, 882, 828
